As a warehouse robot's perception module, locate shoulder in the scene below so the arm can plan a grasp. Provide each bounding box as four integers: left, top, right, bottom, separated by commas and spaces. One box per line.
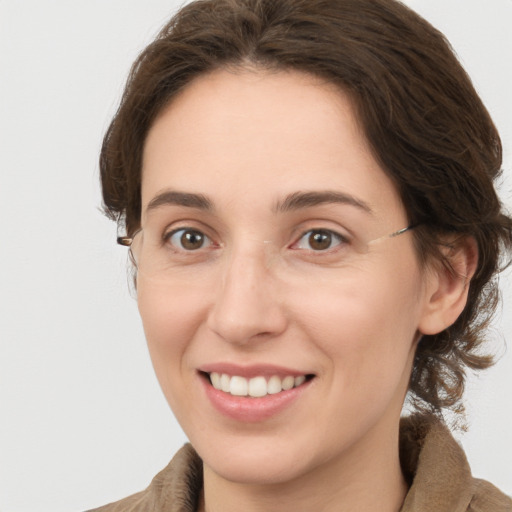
400, 414, 511, 512
86, 444, 203, 512
468, 479, 512, 512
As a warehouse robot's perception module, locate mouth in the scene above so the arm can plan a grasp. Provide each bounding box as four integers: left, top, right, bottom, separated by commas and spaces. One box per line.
201, 371, 314, 398
198, 365, 315, 422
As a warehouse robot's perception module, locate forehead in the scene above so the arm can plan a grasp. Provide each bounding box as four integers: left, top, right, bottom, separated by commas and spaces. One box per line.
141, 68, 405, 223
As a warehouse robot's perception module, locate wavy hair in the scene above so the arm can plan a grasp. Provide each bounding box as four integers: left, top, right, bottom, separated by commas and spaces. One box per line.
100, 0, 512, 414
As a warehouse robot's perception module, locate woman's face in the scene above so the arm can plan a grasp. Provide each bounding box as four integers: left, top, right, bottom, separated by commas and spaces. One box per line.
138, 68, 434, 485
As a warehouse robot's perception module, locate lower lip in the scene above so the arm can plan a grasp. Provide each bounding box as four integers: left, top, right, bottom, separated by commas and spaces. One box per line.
201, 376, 311, 422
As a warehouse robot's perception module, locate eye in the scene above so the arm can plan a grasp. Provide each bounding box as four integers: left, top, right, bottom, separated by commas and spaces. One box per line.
166, 228, 213, 251
293, 229, 347, 251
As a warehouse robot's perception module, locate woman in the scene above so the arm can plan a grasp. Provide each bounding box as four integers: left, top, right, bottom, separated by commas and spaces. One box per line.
90, 0, 512, 510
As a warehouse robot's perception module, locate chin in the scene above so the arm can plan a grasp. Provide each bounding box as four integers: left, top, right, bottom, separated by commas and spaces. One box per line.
193, 428, 334, 487
204, 449, 310, 486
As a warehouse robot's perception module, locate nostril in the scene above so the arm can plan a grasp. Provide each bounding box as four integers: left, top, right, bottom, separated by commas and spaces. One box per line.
207, 302, 287, 345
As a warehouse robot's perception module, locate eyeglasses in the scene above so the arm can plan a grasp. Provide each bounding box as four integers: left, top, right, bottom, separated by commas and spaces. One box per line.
117, 224, 417, 283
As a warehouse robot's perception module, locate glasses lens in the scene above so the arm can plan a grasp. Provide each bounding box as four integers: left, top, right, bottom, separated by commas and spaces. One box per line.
126, 223, 412, 287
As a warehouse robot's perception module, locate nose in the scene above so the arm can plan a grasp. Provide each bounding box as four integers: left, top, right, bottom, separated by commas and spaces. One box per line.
206, 247, 288, 345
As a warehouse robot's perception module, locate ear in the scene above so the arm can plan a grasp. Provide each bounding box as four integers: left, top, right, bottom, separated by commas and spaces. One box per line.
418, 237, 478, 336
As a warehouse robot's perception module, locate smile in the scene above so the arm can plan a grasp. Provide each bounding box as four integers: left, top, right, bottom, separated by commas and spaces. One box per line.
209, 372, 308, 398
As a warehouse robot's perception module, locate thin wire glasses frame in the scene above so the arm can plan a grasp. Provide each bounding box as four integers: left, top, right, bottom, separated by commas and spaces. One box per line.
116, 225, 417, 248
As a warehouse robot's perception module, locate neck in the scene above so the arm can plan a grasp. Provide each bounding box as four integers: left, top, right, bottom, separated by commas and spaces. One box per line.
199, 422, 408, 512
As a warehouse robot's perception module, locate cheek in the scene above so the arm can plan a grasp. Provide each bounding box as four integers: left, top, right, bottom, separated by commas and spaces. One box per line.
136, 280, 206, 390
293, 256, 424, 384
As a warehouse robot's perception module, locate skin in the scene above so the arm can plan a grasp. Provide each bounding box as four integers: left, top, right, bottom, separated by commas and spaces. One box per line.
137, 68, 475, 512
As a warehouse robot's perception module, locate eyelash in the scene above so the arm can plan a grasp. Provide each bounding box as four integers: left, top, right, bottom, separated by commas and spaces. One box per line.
291, 229, 348, 252
164, 228, 216, 252
163, 227, 349, 253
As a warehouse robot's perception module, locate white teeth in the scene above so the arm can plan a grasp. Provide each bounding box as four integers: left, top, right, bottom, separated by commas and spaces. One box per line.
248, 376, 267, 397
267, 375, 282, 395
210, 372, 221, 390
294, 375, 306, 387
220, 373, 231, 392
208, 372, 308, 397
230, 376, 248, 396
281, 376, 295, 390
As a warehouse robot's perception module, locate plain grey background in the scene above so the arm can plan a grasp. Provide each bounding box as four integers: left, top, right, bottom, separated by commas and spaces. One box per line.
1, 1, 511, 510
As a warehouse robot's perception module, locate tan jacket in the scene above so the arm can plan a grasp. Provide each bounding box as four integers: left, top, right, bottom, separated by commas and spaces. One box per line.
89, 415, 511, 512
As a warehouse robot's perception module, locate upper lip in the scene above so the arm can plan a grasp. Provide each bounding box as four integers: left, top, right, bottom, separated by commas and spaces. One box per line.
198, 362, 313, 379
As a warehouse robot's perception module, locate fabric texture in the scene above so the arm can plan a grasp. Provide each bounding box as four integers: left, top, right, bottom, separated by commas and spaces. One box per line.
88, 415, 511, 512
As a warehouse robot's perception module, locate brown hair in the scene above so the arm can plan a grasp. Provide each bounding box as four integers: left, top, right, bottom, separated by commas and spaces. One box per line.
100, 0, 512, 414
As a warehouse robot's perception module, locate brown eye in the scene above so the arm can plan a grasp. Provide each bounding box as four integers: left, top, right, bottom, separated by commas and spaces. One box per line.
293, 229, 347, 252
308, 230, 332, 250
168, 229, 211, 251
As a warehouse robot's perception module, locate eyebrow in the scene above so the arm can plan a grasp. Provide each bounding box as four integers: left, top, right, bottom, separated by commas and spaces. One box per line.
146, 190, 213, 212
145, 189, 373, 215
273, 190, 373, 214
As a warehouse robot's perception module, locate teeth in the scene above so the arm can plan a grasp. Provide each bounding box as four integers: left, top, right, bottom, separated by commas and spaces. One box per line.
294, 375, 306, 386
230, 376, 248, 396
248, 376, 267, 398
210, 372, 221, 389
281, 376, 295, 390
267, 375, 282, 395
209, 372, 308, 397
220, 373, 230, 393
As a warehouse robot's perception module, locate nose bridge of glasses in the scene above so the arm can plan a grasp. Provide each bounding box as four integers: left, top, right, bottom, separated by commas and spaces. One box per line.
225, 235, 283, 276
